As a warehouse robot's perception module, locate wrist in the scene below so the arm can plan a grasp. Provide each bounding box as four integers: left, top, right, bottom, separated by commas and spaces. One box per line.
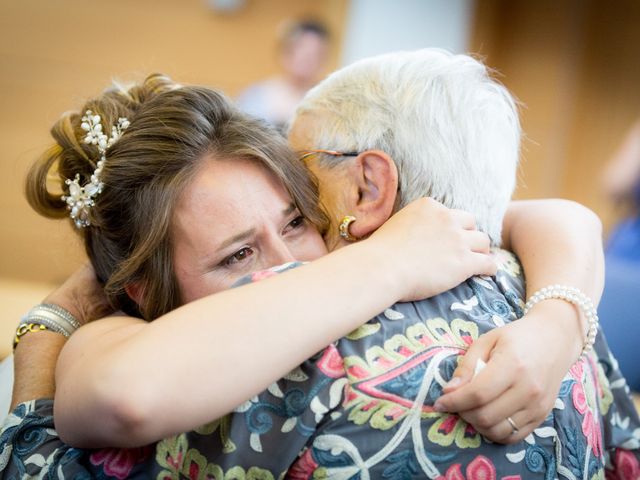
523, 298, 585, 361
14, 303, 82, 350
353, 237, 405, 302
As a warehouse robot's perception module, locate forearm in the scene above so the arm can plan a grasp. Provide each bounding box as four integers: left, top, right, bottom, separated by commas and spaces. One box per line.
56, 240, 402, 447
502, 199, 605, 357
11, 332, 66, 409
11, 263, 111, 410
503, 199, 604, 301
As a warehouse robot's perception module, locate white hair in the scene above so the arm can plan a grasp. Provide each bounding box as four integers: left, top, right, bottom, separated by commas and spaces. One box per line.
291, 49, 521, 244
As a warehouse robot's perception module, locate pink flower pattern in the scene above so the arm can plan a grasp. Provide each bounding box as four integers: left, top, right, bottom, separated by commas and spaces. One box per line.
437, 455, 522, 480
90, 446, 153, 479
316, 344, 345, 379
569, 358, 604, 459
287, 449, 319, 479
606, 449, 640, 480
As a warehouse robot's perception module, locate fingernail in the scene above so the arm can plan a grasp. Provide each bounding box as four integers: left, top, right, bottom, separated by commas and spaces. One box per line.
445, 377, 461, 389
433, 401, 446, 412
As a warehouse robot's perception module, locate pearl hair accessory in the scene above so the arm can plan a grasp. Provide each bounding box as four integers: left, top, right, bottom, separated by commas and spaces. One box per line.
523, 284, 599, 357
61, 110, 130, 228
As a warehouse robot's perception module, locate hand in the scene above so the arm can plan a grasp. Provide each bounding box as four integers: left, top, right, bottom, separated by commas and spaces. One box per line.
369, 197, 497, 302
44, 262, 113, 326
434, 300, 582, 443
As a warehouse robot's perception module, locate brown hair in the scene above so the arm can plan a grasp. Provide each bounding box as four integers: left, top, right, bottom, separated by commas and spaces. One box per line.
26, 73, 328, 320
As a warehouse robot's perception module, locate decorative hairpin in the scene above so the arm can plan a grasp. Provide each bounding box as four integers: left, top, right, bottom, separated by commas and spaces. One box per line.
62, 110, 130, 228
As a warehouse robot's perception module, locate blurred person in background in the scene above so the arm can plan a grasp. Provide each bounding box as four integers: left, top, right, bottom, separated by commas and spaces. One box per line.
236, 19, 330, 131
603, 119, 640, 263
598, 120, 640, 392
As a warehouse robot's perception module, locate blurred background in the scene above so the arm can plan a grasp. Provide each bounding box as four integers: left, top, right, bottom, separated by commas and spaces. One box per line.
0, 0, 639, 392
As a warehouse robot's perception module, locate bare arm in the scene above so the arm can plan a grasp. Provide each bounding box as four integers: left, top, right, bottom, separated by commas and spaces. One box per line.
437, 198, 604, 443
11, 263, 112, 409
54, 198, 496, 448
11, 332, 66, 409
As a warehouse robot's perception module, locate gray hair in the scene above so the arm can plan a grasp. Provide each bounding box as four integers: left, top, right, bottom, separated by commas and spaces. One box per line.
291, 49, 521, 244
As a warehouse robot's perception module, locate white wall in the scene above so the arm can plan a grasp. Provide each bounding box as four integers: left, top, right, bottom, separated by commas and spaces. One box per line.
341, 0, 475, 66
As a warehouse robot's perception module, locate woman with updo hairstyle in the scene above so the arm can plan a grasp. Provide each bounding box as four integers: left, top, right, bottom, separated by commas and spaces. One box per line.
26, 73, 328, 320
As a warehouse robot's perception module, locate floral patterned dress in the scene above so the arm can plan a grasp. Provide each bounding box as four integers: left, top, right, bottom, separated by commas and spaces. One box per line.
1, 252, 639, 480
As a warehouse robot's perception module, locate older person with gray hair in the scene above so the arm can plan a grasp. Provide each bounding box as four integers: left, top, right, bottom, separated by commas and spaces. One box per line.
269, 49, 637, 477
288, 48, 549, 438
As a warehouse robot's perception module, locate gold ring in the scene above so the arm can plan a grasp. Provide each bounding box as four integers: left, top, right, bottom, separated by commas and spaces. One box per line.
506, 416, 519, 435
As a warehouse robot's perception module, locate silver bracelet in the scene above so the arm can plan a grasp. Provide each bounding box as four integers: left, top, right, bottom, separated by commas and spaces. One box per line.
19, 303, 81, 338
523, 284, 598, 357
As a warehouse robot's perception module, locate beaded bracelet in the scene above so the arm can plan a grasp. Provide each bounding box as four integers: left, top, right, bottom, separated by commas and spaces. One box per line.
523, 284, 598, 357
13, 303, 81, 350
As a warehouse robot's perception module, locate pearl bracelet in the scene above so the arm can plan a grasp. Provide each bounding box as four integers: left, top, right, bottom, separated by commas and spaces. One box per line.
13, 303, 81, 349
523, 285, 598, 357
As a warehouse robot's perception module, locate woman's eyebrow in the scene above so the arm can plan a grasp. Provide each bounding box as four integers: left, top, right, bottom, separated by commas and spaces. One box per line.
282, 203, 297, 217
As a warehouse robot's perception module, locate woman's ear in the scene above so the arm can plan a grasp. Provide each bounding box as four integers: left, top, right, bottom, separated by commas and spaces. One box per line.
347, 150, 399, 238
124, 282, 144, 306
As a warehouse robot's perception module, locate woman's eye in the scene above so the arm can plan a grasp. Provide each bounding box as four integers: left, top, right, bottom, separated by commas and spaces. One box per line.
287, 215, 306, 231
225, 247, 254, 266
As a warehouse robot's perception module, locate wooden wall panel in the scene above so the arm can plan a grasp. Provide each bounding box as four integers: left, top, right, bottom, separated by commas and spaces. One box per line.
0, 0, 348, 284
470, 0, 640, 231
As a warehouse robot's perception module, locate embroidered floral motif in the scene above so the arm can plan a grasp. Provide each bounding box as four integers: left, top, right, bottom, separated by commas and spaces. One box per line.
287, 448, 318, 479
156, 433, 188, 479
342, 318, 479, 441
194, 416, 237, 454
569, 357, 604, 459
609, 448, 640, 480
316, 344, 345, 379
428, 413, 482, 449
594, 359, 614, 415
440, 455, 521, 480
156, 435, 275, 479
90, 446, 153, 479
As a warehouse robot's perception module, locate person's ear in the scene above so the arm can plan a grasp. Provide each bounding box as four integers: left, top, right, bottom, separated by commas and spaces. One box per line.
346, 150, 398, 238
124, 282, 144, 307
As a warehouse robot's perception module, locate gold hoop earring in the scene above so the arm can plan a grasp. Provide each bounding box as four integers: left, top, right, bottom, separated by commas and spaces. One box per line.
338, 215, 358, 242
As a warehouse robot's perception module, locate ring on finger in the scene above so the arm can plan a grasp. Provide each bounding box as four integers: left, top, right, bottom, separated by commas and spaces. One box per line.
506, 416, 519, 435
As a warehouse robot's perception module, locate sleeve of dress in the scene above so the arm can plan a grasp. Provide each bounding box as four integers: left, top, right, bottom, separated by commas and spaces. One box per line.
0, 399, 95, 479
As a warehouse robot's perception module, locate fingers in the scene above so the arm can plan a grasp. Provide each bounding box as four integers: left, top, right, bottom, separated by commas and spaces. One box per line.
456, 386, 536, 442
450, 209, 478, 231
465, 408, 534, 444
443, 333, 495, 394
460, 229, 495, 276
435, 348, 514, 413
467, 251, 498, 277
467, 230, 491, 254
460, 401, 543, 444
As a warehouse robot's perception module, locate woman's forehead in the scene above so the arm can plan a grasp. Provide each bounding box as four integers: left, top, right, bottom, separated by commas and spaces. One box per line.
172, 157, 292, 244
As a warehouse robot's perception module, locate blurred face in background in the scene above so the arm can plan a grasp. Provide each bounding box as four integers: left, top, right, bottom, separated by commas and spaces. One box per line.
281, 31, 329, 86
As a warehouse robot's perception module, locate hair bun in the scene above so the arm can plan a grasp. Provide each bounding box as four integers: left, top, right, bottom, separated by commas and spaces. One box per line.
25, 73, 180, 224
